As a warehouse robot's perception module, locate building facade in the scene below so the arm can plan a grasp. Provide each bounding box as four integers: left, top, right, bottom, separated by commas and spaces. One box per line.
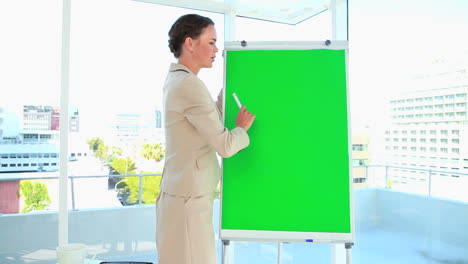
383, 62, 468, 199
0, 105, 83, 173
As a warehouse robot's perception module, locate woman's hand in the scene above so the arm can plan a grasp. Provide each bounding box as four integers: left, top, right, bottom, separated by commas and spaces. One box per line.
236, 106, 256, 131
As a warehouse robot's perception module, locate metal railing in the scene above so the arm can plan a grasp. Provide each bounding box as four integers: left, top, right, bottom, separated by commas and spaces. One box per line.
0, 172, 161, 211
1, 165, 467, 213
355, 165, 468, 198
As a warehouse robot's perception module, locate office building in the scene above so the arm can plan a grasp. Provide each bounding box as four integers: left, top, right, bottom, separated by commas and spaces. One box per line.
383, 61, 468, 198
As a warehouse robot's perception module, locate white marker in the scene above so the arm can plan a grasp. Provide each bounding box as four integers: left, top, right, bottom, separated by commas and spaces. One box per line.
232, 93, 243, 109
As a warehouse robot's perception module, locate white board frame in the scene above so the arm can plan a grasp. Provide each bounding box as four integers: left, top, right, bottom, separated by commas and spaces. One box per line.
220, 41, 354, 244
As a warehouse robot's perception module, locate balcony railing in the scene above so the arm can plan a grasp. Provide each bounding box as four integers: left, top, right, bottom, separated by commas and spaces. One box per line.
1, 166, 467, 264
1, 165, 467, 214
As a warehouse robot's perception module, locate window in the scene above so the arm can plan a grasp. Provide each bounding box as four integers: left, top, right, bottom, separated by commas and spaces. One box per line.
430, 147, 437, 152
441, 130, 448, 135
452, 148, 460, 154
352, 159, 368, 166
451, 130, 459, 135
430, 138, 437, 143
352, 144, 368, 151
441, 139, 448, 144
420, 138, 426, 143
353, 178, 366, 183
452, 139, 459, 144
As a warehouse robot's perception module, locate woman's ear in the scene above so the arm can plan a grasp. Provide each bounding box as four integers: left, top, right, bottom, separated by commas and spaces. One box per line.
183, 37, 194, 53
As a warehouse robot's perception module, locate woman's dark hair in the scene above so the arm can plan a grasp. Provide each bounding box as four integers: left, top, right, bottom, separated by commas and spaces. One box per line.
168, 14, 214, 58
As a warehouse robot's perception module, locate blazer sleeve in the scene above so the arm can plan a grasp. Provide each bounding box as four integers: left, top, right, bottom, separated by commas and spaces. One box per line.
178, 76, 249, 158
216, 88, 224, 117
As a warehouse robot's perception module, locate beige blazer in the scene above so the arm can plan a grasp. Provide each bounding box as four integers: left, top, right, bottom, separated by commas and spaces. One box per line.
160, 63, 250, 197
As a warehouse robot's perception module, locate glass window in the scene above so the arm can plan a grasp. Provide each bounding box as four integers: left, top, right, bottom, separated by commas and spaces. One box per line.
352, 144, 368, 151
236, 11, 331, 41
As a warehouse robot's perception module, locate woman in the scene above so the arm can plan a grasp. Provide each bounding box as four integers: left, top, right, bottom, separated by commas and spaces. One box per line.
156, 14, 256, 264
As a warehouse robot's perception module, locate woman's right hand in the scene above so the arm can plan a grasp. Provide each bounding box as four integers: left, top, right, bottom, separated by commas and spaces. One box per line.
236, 106, 256, 131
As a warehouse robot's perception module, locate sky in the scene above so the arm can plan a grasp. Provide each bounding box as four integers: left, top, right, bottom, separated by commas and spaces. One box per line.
1, 0, 467, 136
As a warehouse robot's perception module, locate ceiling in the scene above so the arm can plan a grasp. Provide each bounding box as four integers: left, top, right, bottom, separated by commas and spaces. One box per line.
135, 0, 332, 25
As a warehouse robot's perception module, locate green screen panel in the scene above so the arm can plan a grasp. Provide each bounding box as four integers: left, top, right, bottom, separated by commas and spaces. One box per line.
222, 48, 351, 235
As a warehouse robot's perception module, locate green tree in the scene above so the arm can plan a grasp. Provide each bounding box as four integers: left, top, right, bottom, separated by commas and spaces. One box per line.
141, 143, 166, 163
109, 157, 137, 175
87, 137, 104, 152
111, 146, 123, 156
87, 137, 109, 161
124, 172, 162, 204
19, 180, 52, 213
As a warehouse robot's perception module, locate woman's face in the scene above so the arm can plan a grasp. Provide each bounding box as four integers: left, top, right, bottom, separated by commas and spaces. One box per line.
192, 25, 219, 69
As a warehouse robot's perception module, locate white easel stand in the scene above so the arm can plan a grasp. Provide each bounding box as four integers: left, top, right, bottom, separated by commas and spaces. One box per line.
222, 241, 354, 264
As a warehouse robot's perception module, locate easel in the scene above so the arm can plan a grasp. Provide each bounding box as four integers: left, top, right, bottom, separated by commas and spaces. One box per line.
222, 240, 354, 264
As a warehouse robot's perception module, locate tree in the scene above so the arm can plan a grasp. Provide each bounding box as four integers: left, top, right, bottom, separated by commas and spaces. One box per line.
141, 143, 166, 163
87, 137, 109, 161
111, 146, 123, 156
124, 172, 162, 204
87, 137, 104, 152
19, 180, 52, 213
109, 157, 137, 175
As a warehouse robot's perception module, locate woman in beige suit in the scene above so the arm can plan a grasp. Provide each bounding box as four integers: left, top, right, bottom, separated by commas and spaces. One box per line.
156, 14, 256, 264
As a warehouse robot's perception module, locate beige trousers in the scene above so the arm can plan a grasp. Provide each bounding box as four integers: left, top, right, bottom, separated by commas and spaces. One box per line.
156, 191, 217, 264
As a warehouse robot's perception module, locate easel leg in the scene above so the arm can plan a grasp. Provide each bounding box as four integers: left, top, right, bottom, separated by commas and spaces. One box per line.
222, 240, 230, 264
345, 243, 354, 264
277, 242, 282, 264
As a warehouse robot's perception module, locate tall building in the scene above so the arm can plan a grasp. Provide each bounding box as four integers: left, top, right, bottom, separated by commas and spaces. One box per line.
21, 104, 79, 133
383, 58, 468, 199
352, 134, 369, 188
0, 104, 84, 173
51, 106, 60, 130
111, 110, 164, 144
22, 105, 53, 131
